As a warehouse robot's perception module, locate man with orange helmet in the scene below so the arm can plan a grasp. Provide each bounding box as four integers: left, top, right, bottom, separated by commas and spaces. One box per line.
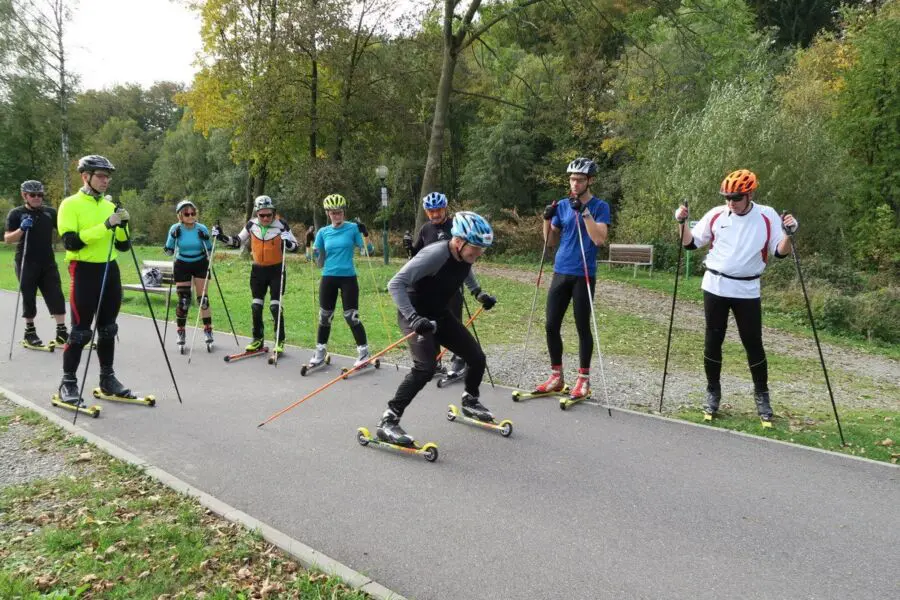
674, 169, 798, 425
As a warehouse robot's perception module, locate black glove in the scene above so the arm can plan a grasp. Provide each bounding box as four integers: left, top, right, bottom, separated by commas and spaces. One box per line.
472, 287, 497, 310
569, 197, 587, 215
171, 226, 181, 239
354, 218, 369, 237
163, 247, 175, 256
543, 203, 557, 220
198, 229, 209, 240
409, 314, 437, 335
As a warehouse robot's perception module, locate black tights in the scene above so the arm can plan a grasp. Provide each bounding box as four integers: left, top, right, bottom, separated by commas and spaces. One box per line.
703, 291, 767, 393
545, 273, 596, 369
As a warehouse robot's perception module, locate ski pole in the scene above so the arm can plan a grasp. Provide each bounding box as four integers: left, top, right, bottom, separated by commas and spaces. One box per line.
462, 294, 494, 388
516, 223, 552, 390
271, 239, 287, 367
573, 203, 612, 416
435, 305, 485, 362
360, 233, 398, 370
210, 221, 239, 347
659, 201, 687, 412
783, 211, 845, 446
163, 235, 177, 345
258, 331, 417, 428
8, 229, 29, 360
188, 235, 218, 364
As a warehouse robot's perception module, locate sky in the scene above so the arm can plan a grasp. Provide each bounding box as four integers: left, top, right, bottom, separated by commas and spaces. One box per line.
66, 0, 202, 91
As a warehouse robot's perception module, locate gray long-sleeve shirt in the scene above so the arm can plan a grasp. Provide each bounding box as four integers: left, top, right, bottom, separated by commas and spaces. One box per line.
388, 241, 480, 320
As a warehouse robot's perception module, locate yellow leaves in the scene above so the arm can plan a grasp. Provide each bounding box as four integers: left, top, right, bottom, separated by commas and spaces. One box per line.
874, 438, 894, 447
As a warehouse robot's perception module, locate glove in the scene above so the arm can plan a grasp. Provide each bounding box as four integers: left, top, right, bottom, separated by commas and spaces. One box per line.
280, 231, 297, 251
105, 208, 130, 229
198, 229, 210, 240
171, 226, 181, 239
354, 218, 369, 237
569, 196, 588, 216
674, 205, 689, 224
163, 247, 175, 256
19, 215, 33, 231
409, 314, 437, 335
543, 203, 557, 220
475, 290, 497, 310
782, 213, 798, 234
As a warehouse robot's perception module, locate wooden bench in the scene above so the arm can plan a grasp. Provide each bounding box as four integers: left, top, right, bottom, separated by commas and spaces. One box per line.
122, 260, 175, 296
599, 244, 654, 278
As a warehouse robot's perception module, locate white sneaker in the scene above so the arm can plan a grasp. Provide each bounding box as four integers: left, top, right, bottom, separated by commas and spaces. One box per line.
309, 343, 327, 366
353, 344, 371, 367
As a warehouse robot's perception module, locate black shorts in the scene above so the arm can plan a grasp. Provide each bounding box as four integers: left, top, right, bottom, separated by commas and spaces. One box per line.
173, 258, 209, 284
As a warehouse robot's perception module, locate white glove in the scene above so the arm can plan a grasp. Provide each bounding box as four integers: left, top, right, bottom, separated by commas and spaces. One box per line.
105, 208, 130, 228
674, 205, 689, 224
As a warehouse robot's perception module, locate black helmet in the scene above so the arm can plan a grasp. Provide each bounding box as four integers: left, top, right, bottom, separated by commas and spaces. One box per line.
77, 155, 116, 173
566, 157, 598, 177
20, 180, 44, 194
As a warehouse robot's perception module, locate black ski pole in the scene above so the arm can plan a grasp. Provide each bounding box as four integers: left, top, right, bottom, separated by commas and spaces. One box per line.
462, 294, 494, 389
515, 232, 551, 391
660, 201, 687, 413
8, 229, 29, 360
210, 221, 239, 347
163, 235, 177, 345
783, 212, 845, 446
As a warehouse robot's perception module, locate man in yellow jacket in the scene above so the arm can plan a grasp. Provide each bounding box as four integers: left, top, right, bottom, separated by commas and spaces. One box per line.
55, 155, 133, 407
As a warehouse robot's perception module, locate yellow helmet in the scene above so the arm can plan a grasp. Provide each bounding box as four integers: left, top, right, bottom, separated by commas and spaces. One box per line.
323, 194, 347, 210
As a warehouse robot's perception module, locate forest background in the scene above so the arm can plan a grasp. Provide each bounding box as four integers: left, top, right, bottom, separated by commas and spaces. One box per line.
1, 0, 898, 344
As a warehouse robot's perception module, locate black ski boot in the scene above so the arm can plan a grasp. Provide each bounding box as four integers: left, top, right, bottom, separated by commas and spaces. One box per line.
703, 389, 721, 420
23, 325, 45, 348
755, 391, 774, 426
99, 369, 134, 399
58, 374, 84, 407
461, 393, 494, 423
448, 355, 467, 377
376, 409, 415, 447
53, 324, 68, 347
176, 328, 186, 353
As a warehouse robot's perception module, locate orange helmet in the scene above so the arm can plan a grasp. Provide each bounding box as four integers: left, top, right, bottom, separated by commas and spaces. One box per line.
719, 169, 758, 197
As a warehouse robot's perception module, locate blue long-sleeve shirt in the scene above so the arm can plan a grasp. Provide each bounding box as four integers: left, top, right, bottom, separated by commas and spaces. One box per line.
165, 223, 212, 263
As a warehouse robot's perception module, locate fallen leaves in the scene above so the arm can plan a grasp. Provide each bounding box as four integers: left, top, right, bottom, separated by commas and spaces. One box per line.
874, 438, 894, 447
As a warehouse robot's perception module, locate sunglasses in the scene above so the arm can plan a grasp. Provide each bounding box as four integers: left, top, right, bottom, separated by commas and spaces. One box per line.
26, 193, 44, 198
258, 212, 274, 219
181, 211, 196, 217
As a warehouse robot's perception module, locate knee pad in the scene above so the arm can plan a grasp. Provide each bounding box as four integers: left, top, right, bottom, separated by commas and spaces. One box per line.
96, 323, 118, 341
68, 328, 93, 347
251, 299, 264, 318
176, 289, 192, 318
343, 309, 360, 326
197, 294, 209, 310
319, 309, 334, 327
269, 300, 281, 319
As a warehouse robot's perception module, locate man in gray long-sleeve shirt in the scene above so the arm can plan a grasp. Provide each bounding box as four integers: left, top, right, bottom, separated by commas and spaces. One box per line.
376, 211, 498, 447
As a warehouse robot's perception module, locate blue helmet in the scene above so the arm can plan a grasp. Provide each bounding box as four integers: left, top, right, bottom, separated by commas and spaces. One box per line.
422, 192, 448, 210
450, 211, 493, 248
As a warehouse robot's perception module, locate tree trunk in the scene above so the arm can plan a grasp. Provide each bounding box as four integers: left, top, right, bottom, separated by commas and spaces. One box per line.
54, 0, 70, 196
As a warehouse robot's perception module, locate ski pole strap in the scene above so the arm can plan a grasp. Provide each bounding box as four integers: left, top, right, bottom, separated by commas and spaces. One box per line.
435, 306, 485, 362
704, 267, 761, 281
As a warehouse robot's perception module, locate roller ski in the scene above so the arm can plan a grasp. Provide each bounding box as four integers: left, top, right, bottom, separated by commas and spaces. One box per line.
340, 345, 380, 378
300, 343, 331, 375
51, 375, 100, 418
21, 326, 53, 352
560, 373, 592, 410
702, 390, 721, 422
176, 328, 186, 355
755, 391, 774, 428
224, 339, 269, 363
267, 340, 285, 365
436, 356, 467, 388
356, 410, 438, 462
92, 370, 156, 406
447, 394, 512, 437
512, 368, 569, 401
203, 327, 214, 353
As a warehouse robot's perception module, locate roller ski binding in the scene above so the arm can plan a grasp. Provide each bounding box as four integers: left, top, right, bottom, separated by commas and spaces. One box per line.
436, 356, 467, 388
560, 373, 592, 410
224, 339, 269, 363
300, 343, 330, 375
512, 369, 569, 401
703, 390, 721, 422
204, 327, 214, 353
176, 328, 186, 355
447, 393, 512, 437
51, 375, 100, 418
267, 340, 285, 365
49, 326, 68, 349
340, 345, 380, 378
21, 326, 53, 352
755, 391, 774, 428
357, 410, 438, 462
93, 370, 155, 406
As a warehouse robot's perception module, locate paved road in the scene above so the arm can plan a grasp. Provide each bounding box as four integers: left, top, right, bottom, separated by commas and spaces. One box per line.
0, 290, 897, 600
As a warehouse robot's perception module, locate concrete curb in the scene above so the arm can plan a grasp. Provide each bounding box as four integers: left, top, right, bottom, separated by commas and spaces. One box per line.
0, 384, 407, 600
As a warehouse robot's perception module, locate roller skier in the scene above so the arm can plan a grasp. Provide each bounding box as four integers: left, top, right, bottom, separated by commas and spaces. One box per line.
4, 180, 68, 352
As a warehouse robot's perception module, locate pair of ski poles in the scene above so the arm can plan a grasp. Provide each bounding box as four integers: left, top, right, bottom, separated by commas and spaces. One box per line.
657, 206, 844, 445
7, 228, 30, 360
187, 232, 241, 364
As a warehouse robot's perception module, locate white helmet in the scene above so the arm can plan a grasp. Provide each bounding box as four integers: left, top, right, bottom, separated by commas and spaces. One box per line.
254, 195, 275, 212
176, 199, 197, 214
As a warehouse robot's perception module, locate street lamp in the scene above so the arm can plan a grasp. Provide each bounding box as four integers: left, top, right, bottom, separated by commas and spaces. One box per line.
376, 165, 389, 264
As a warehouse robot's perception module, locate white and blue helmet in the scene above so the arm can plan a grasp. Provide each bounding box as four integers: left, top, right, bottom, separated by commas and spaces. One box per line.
422, 192, 448, 210
450, 211, 493, 248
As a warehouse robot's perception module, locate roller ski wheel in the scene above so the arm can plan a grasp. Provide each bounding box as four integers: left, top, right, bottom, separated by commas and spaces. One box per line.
50, 394, 100, 418
760, 417, 774, 429
511, 385, 571, 402
560, 390, 592, 411
436, 369, 466, 389
223, 346, 269, 363
20, 340, 54, 352
446, 404, 513, 437
91, 388, 156, 407
300, 354, 331, 376
356, 427, 438, 462
703, 412, 714, 422
340, 358, 380, 379
267, 351, 281, 365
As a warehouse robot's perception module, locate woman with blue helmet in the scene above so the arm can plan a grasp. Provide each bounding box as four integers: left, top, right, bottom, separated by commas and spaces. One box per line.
378, 211, 498, 448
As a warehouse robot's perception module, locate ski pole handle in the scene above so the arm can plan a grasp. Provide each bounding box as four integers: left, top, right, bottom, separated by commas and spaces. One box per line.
435, 306, 485, 362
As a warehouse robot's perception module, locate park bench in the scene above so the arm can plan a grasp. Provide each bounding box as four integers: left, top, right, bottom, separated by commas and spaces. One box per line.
122, 260, 175, 296
599, 243, 654, 278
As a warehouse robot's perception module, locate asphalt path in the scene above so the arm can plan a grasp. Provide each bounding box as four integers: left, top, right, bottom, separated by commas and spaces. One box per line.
0, 290, 897, 600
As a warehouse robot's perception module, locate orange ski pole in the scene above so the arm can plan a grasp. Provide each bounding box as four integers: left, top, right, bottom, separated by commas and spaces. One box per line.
257, 331, 417, 428
435, 305, 485, 362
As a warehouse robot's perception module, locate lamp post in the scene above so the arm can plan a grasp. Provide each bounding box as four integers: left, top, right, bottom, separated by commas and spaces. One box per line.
376, 165, 389, 265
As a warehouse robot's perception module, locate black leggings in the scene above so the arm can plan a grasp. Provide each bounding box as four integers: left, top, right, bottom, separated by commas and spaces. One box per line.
388, 310, 486, 417
545, 273, 596, 369
317, 275, 367, 347
250, 263, 285, 342
703, 291, 767, 393
15, 259, 66, 318
63, 261, 121, 375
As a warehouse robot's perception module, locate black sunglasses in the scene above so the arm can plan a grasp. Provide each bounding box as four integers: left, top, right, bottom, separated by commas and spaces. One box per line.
26, 193, 44, 198
181, 211, 196, 216
258, 212, 274, 218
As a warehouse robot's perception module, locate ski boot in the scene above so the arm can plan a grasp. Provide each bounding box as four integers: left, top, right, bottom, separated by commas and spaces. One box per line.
21, 325, 53, 352
512, 368, 569, 401
51, 325, 68, 348
93, 369, 155, 406
268, 339, 285, 365
703, 389, 722, 421
51, 374, 100, 417
340, 345, 380, 378
561, 371, 592, 410
203, 326, 214, 352
300, 343, 330, 375
448, 393, 512, 437
358, 411, 438, 462
436, 356, 467, 388
755, 391, 774, 428
224, 339, 269, 363
176, 328, 187, 354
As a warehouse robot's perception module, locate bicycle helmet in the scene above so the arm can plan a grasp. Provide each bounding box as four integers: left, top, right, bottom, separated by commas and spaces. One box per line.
323, 193, 347, 211
77, 155, 115, 173
422, 192, 448, 210
566, 157, 598, 177
720, 170, 758, 197
450, 211, 494, 248
21, 180, 44, 194
254, 195, 275, 212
